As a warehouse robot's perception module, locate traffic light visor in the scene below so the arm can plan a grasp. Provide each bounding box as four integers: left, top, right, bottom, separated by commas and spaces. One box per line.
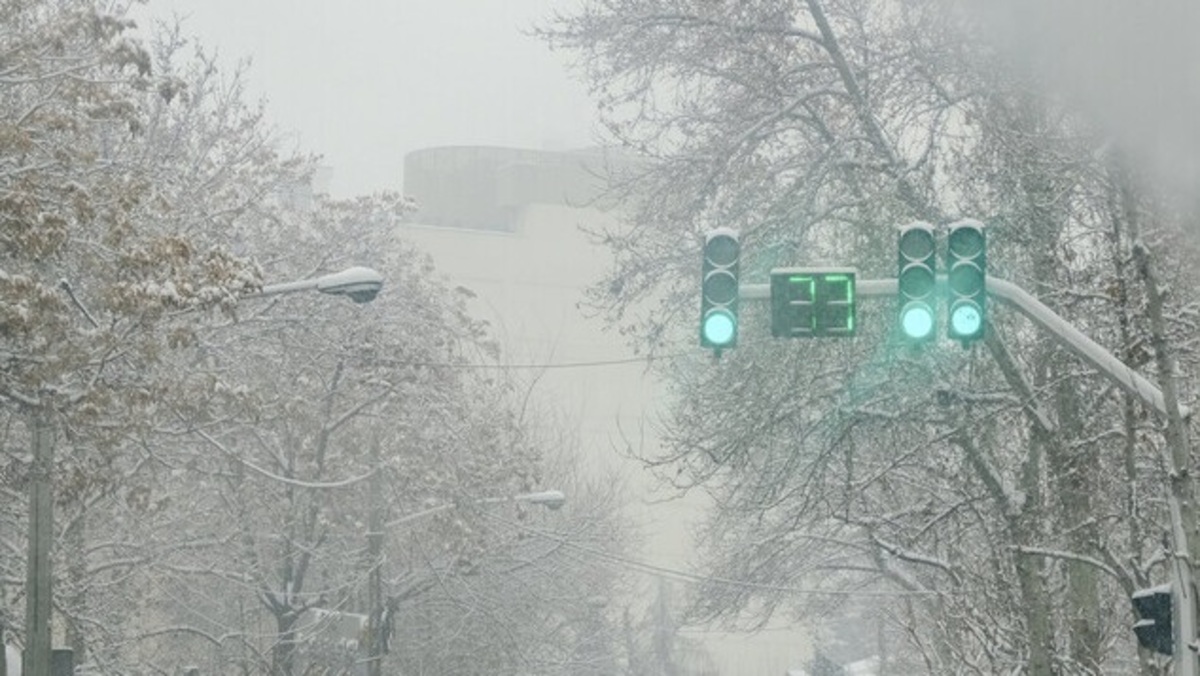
702, 309, 736, 346
1132, 585, 1174, 656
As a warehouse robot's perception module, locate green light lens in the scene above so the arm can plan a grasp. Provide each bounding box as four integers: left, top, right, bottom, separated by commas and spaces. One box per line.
950, 302, 982, 337
901, 303, 934, 340
703, 310, 736, 346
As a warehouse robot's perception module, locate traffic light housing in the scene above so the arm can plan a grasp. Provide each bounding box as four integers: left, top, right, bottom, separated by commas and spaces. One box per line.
700, 228, 739, 349
1132, 585, 1173, 656
770, 268, 856, 338
897, 222, 937, 342
946, 219, 987, 343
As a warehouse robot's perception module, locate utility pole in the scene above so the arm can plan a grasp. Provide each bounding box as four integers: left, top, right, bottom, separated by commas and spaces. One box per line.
1133, 239, 1199, 676
16, 268, 386, 676
25, 405, 54, 676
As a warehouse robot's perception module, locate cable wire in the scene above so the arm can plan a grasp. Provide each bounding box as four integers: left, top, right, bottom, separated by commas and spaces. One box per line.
476, 511, 950, 599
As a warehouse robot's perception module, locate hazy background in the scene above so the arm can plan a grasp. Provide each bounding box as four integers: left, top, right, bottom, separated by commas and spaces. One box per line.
965, 0, 1200, 204
135, 1, 1200, 208
132, 0, 598, 198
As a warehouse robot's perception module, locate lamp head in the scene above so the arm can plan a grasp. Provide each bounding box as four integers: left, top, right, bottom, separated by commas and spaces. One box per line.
317, 266, 384, 303
519, 490, 566, 510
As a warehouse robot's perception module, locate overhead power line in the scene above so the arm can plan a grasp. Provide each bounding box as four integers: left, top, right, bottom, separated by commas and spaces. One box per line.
478, 512, 948, 599
370, 353, 688, 371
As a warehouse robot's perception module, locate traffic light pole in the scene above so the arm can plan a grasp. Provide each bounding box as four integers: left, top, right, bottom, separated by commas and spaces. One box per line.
984, 275, 1196, 676
742, 273, 1196, 674
742, 274, 1181, 418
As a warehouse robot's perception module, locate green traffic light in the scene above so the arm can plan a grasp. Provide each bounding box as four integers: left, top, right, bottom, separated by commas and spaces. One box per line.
950, 302, 982, 338
900, 302, 934, 340
702, 309, 736, 346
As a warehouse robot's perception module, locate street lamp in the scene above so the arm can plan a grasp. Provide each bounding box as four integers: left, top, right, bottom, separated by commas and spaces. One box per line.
22, 267, 386, 676
256, 266, 384, 303
364, 489, 565, 676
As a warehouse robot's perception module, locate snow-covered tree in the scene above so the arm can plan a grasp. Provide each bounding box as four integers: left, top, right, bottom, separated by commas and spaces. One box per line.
0, 2, 293, 671
542, 1, 1200, 673
0, 5, 639, 675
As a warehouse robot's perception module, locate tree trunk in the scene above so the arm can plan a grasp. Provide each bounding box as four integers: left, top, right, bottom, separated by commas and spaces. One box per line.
1049, 377, 1102, 673
365, 437, 384, 676
65, 507, 88, 668
272, 614, 298, 676
979, 332, 1057, 675
1014, 442, 1056, 676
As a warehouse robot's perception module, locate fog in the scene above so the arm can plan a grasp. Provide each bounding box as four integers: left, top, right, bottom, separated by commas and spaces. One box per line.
967, 0, 1200, 207
134, 0, 598, 197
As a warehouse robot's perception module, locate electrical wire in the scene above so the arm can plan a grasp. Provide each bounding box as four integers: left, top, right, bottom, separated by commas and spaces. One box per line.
368, 353, 687, 371
476, 511, 950, 599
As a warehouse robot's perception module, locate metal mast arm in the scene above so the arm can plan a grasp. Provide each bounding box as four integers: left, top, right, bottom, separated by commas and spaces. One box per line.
985, 276, 1179, 419
741, 275, 1178, 418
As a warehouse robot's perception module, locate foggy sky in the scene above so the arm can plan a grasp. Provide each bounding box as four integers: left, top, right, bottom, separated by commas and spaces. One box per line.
138, 1, 1200, 207
966, 0, 1200, 201
134, 0, 597, 198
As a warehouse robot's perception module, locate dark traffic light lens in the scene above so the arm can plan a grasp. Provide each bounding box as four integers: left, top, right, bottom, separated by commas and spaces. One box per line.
948, 261, 984, 295
704, 234, 739, 266
902, 230, 936, 261
703, 270, 737, 304
899, 228, 935, 261
948, 227, 984, 258
899, 264, 935, 298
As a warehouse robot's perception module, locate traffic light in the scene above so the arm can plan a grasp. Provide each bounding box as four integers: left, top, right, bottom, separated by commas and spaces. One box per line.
770, 268, 856, 338
700, 228, 740, 349
946, 219, 987, 342
1132, 585, 1173, 656
897, 222, 937, 342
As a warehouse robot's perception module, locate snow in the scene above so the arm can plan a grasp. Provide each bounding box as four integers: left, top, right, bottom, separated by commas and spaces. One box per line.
1132, 582, 1173, 599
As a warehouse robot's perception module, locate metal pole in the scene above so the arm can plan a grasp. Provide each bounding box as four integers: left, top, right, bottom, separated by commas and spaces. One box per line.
24, 406, 53, 676
744, 273, 1194, 671
988, 276, 1196, 676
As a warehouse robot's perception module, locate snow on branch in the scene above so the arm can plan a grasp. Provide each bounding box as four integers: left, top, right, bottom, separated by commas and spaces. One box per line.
1014, 546, 1120, 580
188, 422, 376, 489
871, 535, 963, 586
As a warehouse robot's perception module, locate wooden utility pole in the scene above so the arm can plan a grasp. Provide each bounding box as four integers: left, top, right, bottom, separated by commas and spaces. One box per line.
24, 406, 54, 676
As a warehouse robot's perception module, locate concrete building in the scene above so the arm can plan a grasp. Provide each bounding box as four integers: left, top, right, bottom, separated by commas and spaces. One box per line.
396, 145, 809, 673
399, 145, 656, 483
